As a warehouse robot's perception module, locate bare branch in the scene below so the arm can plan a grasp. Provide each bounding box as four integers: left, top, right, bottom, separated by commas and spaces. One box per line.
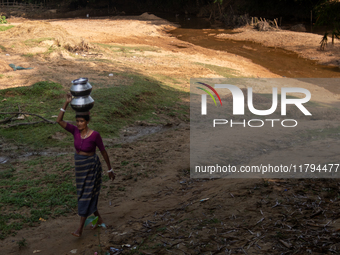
0, 114, 18, 124
0, 112, 56, 124
3, 121, 52, 128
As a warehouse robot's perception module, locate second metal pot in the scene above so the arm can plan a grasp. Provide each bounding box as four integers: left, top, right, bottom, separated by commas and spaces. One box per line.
70, 95, 95, 112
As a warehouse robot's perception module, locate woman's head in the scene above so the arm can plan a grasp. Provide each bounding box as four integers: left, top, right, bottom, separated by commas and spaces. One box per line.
76, 114, 90, 121
75, 115, 90, 130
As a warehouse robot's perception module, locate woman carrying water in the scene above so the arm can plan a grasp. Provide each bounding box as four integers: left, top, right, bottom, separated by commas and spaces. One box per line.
57, 92, 115, 237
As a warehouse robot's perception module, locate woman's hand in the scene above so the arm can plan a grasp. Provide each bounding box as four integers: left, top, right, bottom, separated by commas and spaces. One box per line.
108, 172, 116, 181
66, 92, 72, 104
100, 150, 114, 181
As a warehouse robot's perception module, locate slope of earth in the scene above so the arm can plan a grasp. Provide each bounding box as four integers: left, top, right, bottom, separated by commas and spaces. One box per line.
217, 25, 340, 68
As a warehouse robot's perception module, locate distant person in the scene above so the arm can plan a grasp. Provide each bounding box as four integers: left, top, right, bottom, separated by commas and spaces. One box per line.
57, 92, 115, 237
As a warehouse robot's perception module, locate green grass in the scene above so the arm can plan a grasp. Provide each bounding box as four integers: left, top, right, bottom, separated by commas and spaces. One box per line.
0, 156, 77, 239
91, 73, 188, 135
102, 175, 110, 182
0, 25, 14, 32
195, 62, 240, 78
44, 46, 55, 55
153, 74, 184, 89
0, 75, 188, 149
24, 37, 54, 47
0, 44, 6, 51
156, 227, 167, 233
17, 237, 27, 249
0, 81, 68, 147
22, 53, 34, 58
121, 161, 129, 166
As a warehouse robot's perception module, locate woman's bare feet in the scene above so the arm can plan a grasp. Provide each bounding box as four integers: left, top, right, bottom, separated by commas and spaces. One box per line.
71, 228, 83, 237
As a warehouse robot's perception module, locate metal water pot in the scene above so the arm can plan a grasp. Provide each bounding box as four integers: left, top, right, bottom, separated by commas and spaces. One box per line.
70, 77, 92, 96
69, 77, 95, 112
70, 95, 94, 112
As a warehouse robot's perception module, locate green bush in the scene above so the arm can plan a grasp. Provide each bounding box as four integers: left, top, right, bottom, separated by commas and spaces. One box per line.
0, 16, 7, 24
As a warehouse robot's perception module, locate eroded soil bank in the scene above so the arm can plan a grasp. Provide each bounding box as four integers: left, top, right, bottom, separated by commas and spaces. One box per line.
216, 25, 340, 74
170, 26, 340, 85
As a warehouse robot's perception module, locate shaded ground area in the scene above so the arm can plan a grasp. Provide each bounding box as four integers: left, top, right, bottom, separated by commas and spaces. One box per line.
2, 121, 340, 254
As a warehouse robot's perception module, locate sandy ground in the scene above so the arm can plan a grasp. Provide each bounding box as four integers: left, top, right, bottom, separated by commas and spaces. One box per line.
1, 13, 340, 255
0, 14, 278, 90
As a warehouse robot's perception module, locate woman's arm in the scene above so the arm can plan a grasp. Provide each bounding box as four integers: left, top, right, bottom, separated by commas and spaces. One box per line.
57, 92, 72, 129
100, 149, 116, 181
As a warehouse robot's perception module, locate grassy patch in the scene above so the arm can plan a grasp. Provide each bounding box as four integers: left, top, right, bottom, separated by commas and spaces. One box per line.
152, 74, 186, 90
44, 46, 55, 55
0, 81, 69, 148
156, 227, 167, 233
22, 53, 35, 58
0, 44, 6, 51
24, 37, 54, 47
0, 155, 77, 239
195, 62, 240, 78
17, 237, 27, 249
121, 161, 129, 166
0, 75, 188, 149
0, 25, 14, 32
0, 80, 64, 98
83, 73, 188, 137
